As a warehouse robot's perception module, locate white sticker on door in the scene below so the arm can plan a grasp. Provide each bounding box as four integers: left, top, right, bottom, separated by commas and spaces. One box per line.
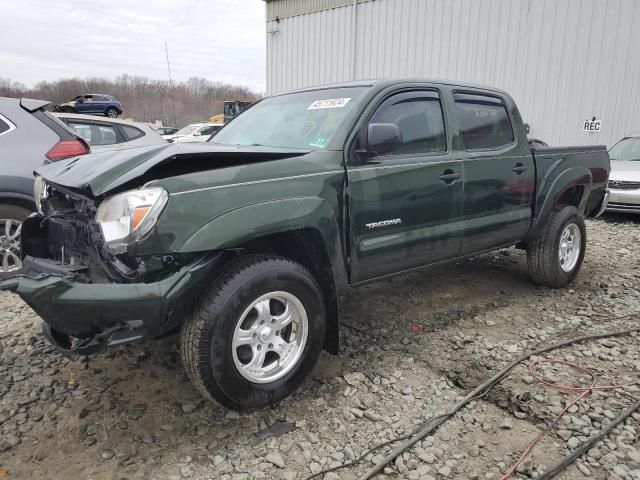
307, 98, 351, 110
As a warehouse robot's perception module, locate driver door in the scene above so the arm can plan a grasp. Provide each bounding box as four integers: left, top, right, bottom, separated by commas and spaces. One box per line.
75, 95, 92, 113
347, 89, 465, 283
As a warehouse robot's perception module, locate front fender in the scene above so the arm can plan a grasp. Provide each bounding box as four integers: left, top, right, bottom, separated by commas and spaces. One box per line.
179, 196, 347, 293
179, 197, 347, 354
180, 197, 338, 253
527, 165, 592, 240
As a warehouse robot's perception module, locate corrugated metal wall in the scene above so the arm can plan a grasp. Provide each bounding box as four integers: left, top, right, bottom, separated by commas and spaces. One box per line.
266, 0, 640, 147
266, 0, 370, 20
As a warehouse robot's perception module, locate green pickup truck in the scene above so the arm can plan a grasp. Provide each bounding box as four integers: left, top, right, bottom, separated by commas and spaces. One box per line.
1, 80, 610, 410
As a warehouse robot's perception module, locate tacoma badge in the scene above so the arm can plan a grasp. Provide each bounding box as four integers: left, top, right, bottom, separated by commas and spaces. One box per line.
365, 218, 402, 229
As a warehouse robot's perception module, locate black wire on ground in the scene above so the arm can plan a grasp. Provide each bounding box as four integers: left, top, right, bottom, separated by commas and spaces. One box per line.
536, 398, 640, 480
303, 326, 640, 480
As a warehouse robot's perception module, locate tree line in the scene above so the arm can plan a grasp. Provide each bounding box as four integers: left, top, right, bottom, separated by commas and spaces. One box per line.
0, 75, 260, 127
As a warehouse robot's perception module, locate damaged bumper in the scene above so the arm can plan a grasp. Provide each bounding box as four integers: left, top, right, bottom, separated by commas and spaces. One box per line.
0, 253, 221, 355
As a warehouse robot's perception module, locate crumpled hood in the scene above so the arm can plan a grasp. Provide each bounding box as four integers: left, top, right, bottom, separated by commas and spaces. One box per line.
36, 143, 309, 197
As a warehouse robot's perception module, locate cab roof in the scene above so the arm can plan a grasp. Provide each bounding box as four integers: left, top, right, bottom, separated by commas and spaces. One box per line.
284, 78, 509, 96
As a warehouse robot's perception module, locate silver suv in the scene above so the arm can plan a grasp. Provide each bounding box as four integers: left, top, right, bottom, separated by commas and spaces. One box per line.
0, 97, 90, 275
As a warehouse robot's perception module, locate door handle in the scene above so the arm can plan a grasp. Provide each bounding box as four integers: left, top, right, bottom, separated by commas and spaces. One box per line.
513, 163, 528, 174
439, 170, 460, 184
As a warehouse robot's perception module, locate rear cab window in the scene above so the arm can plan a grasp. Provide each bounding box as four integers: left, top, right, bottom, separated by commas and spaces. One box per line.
453, 93, 514, 150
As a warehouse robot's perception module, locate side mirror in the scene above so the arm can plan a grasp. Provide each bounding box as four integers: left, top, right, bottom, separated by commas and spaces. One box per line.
193, 130, 202, 136
367, 123, 402, 153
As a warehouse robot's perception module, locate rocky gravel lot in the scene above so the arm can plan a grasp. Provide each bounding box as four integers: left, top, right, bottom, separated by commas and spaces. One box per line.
1, 214, 639, 480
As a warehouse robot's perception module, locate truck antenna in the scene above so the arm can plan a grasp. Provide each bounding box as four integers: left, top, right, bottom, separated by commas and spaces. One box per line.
165, 42, 178, 128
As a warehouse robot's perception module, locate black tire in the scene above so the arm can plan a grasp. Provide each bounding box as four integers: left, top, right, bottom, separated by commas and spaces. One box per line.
527, 205, 587, 288
180, 255, 326, 411
105, 107, 119, 118
0, 204, 31, 278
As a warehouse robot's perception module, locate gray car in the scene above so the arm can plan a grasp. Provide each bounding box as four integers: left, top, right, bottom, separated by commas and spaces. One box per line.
607, 134, 640, 214
0, 97, 90, 275
54, 113, 166, 151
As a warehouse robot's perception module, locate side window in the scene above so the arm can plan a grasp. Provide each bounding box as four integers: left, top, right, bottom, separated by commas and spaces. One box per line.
453, 93, 514, 150
67, 122, 92, 142
94, 95, 109, 102
368, 91, 447, 156
68, 122, 118, 145
120, 124, 145, 141
0, 117, 11, 136
199, 126, 215, 136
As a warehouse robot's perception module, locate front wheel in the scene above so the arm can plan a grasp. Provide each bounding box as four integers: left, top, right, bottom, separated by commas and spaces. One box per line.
180, 255, 326, 411
527, 205, 587, 288
0, 204, 31, 278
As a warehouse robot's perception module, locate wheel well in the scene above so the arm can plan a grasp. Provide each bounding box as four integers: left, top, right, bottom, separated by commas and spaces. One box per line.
235, 229, 341, 354
557, 185, 585, 210
0, 197, 35, 213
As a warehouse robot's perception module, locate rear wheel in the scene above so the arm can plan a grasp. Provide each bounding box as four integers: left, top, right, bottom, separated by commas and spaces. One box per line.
527, 206, 586, 288
180, 255, 326, 411
105, 107, 119, 118
0, 204, 31, 278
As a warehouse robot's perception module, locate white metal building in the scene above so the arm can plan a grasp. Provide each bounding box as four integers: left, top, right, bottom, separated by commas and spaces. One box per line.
265, 0, 640, 147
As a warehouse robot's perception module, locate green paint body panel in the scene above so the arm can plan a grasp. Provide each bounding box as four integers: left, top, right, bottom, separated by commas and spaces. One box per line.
3, 79, 610, 353
13, 254, 222, 339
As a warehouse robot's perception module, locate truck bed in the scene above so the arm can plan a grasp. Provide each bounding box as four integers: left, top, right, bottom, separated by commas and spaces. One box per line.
527, 145, 609, 239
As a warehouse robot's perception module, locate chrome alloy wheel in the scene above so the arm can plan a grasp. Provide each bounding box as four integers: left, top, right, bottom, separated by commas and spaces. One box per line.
231, 291, 308, 384
0, 218, 22, 273
558, 223, 581, 273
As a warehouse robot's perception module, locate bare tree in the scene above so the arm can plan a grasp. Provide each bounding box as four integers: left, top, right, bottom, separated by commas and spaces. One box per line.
0, 75, 260, 127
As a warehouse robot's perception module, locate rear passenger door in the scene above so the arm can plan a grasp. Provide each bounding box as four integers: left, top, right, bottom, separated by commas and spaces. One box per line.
347, 89, 464, 283
453, 92, 535, 254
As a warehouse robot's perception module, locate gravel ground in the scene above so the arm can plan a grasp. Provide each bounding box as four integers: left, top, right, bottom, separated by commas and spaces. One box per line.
1, 214, 639, 480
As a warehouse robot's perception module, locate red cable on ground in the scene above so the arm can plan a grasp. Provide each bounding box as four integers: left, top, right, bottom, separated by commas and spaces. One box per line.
498, 358, 638, 480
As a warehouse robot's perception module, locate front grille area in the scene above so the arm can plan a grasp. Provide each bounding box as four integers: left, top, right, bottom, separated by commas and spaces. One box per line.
609, 180, 640, 190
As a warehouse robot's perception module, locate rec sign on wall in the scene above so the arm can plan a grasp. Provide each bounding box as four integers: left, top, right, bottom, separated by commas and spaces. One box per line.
583, 117, 602, 133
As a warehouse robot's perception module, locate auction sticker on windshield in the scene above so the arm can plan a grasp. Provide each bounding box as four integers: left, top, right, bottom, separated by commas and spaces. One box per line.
308, 98, 351, 110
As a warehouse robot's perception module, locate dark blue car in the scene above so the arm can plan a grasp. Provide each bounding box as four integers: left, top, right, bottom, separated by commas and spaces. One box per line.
59, 94, 123, 118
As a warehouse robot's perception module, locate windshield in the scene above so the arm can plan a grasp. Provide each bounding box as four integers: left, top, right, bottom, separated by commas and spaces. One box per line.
211, 87, 367, 149
176, 124, 200, 136
609, 137, 640, 161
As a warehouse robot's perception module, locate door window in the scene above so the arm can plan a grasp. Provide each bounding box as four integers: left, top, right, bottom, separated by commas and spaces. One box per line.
120, 124, 145, 141
453, 93, 514, 150
67, 121, 118, 145
368, 91, 447, 156
0, 116, 12, 136
198, 125, 217, 136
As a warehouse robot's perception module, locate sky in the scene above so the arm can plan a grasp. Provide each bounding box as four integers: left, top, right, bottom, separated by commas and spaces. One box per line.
0, 0, 267, 92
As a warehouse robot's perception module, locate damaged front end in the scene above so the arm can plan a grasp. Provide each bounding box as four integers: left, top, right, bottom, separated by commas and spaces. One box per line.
0, 182, 220, 355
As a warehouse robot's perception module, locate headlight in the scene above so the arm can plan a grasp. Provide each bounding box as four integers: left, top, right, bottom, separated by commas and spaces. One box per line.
33, 175, 48, 215
96, 188, 168, 253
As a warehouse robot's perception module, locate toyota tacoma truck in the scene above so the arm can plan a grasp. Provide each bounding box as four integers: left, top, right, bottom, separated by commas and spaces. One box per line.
0, 80, 610, 410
